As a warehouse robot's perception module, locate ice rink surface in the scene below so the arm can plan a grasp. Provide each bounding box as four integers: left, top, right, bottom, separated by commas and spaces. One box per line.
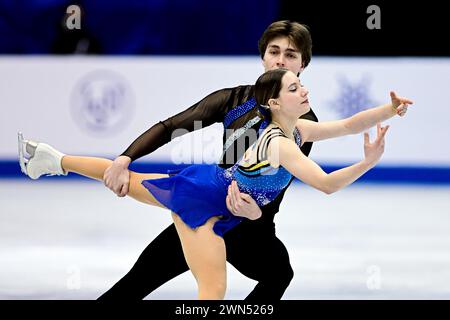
1, 179, 450, 299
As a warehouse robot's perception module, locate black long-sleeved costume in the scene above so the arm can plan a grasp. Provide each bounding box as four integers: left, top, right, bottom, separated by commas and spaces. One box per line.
98, 85, 318, 300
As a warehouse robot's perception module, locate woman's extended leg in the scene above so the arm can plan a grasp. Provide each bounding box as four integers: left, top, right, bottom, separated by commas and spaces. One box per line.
61, 155, 168, 208
171, 213, 227, 300
21, 137, 226, 299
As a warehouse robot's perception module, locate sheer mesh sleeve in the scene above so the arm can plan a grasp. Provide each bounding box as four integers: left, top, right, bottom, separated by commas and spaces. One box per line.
120, 88, 235, 161
299, 107, 318, 156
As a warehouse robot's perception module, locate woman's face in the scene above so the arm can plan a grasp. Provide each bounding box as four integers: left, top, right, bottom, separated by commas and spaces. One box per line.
262, 37, 304, 76
274, 71, 310, 118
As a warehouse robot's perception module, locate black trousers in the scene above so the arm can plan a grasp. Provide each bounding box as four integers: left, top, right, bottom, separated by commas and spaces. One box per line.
98, 218, 294, 300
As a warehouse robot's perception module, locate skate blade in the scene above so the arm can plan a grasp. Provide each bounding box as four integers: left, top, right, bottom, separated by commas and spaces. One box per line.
18, 132, 28, 175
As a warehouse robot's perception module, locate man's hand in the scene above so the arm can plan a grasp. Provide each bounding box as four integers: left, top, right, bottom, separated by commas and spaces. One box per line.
226, 181, 262, 220
103, 156, 131, 197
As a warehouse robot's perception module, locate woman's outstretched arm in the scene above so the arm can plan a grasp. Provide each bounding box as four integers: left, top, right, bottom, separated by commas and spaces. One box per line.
272, 123, 389, 194
297, 91, 412, 143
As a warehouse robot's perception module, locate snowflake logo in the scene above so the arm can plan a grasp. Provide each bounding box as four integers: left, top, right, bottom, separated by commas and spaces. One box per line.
329, 75, 378, 118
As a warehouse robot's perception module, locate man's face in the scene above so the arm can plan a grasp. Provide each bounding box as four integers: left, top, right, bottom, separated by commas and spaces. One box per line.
262, 36, 304, 75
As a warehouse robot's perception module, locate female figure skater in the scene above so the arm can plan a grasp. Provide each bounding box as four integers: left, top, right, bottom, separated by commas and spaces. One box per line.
18, 68, 413, 299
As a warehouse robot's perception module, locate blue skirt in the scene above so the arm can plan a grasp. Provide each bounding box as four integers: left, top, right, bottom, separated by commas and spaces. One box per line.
141, 164, 242, 237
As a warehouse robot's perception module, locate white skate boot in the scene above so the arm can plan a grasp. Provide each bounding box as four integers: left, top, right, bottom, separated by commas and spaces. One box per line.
18, 132, 67, 180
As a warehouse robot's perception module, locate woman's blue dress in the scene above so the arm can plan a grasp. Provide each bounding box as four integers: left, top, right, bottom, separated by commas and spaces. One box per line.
141, 127, 301, 237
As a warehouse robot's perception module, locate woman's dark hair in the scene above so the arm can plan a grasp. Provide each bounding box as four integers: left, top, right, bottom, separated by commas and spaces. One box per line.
255, 68, 289, 107
254, 68, 289, 129
258, 20, 312, 68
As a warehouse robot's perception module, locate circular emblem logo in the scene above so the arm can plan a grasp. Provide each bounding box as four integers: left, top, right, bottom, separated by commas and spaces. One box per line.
70, 70, 135, 136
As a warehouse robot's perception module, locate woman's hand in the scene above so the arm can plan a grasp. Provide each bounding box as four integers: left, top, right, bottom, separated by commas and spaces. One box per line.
390, 91, 414, 117
226, 181, 262, 220
363, 123, 389, 167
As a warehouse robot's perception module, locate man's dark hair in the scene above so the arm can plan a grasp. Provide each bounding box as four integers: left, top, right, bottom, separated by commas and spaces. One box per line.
258, 20, 312, 68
